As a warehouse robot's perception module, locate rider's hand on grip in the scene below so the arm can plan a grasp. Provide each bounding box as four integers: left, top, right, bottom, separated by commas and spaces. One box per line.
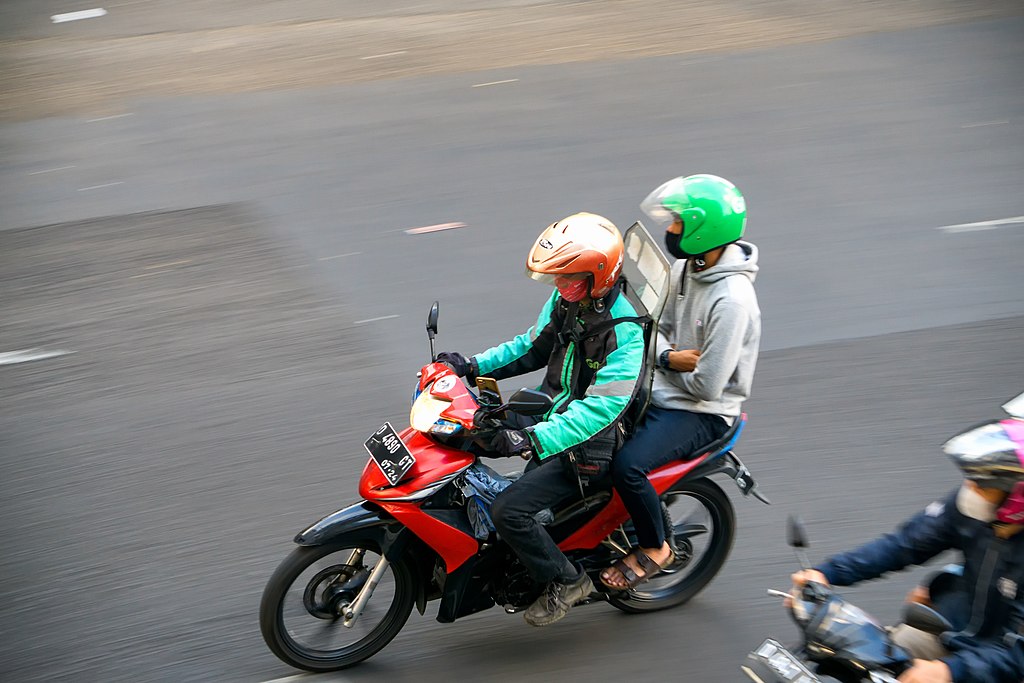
436, 351, 473, 378
490, 428, 533, 459
786, 569, 829, 608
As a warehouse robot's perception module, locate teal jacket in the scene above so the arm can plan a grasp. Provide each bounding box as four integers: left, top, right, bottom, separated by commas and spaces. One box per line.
472, 286, 646, 460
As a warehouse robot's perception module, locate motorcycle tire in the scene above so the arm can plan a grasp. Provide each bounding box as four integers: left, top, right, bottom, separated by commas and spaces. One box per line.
259, 535, 416, 671
608, 478, 736, 613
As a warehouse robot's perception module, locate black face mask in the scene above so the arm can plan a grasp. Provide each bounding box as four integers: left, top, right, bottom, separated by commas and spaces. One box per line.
664, 230, 697, 260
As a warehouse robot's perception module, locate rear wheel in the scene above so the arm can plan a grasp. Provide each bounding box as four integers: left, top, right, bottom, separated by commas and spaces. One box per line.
608, 478, 735, 613
259, 536, 416, 671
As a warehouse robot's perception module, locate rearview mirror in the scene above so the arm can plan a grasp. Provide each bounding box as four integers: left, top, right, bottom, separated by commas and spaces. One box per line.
787, 515, 809, 549
506, 389, 553, 416
426, 301, 439, 339
903, 602, 953, 635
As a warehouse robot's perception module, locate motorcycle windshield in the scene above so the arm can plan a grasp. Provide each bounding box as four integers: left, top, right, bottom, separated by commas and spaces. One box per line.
621, 221, 671, 321
810, 598, 905, 670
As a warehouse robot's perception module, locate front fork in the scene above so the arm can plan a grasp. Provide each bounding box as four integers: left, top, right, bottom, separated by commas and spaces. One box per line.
342, 554, 391, 627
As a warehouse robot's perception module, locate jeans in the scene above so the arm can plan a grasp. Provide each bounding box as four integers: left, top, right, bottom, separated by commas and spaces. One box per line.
491, 457, 583, 584
611, 406, 728, 549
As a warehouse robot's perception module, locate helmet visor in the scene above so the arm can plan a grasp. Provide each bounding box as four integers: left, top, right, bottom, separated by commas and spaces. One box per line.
640, 177, 689, 226
525, 269, 591, 299
526, 269, 558, 288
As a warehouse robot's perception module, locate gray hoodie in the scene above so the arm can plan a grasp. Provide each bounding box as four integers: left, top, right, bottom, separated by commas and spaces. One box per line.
651, 240, 760, 420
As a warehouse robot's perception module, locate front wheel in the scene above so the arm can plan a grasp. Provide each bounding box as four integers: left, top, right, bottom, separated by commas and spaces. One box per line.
259, 535, 416, 671
608, 477, 736, 613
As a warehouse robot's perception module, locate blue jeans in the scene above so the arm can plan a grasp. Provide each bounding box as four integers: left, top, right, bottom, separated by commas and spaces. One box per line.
612, 406, 728, 549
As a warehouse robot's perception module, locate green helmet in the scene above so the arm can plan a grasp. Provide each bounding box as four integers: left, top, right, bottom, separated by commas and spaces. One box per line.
640, 174, 747, 255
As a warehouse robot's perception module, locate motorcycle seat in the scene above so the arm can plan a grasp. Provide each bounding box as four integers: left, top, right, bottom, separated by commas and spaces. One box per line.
683, 413, 746, 461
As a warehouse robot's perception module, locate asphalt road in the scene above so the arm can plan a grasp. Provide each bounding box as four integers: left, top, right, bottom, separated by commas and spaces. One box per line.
2, 7, 1023, 683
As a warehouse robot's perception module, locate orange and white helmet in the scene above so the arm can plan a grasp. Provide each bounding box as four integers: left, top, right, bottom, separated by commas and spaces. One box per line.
526, 212, 624, 299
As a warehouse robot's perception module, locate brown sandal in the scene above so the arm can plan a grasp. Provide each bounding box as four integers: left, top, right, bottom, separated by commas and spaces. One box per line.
600, 547, 676, 590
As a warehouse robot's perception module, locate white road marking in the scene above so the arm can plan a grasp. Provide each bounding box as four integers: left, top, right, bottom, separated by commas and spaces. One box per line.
404, 222, 467, 235
938, 216, 1024, 233
87, 113, 134, 122
544, 44, 590, 51
52, 8, 108, 23
961, 120, 1009, 128
360, 51, 407, 60
472, 79, 519, 88
258, 675, 314, 683
145, 259, 192, 269
29, 165, 76, 175
78, 182, 124, 191
0, 349, 73, 366
353, 315, 400, 325
318, 251, 363, 261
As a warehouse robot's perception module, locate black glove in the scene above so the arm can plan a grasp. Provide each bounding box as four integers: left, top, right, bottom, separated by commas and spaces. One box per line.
435, 351, 473, 378
490, 429, 534, 459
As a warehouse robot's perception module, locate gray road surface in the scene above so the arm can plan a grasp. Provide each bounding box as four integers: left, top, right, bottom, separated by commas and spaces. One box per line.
2, 8, 1023, 683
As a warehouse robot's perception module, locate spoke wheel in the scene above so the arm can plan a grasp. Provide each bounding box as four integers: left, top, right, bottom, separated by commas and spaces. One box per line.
608, 478, 735, 613
259, 537, 415, 671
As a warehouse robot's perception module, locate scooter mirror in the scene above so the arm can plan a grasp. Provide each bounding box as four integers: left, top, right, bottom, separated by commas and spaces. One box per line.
903, 602, 953, 635
506, 388, 553, 416
426, 302, 439, 339
787, 515, 809, 549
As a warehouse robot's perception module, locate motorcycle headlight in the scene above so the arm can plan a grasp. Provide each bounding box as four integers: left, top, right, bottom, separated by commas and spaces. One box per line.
410, 390, 450, 432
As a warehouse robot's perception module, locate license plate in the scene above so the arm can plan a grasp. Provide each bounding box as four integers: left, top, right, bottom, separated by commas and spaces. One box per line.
364, 422, 416, 486
743, 639, 819, 683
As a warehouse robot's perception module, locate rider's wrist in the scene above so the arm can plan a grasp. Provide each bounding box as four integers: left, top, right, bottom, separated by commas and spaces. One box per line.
658, 349, 672, 370
523, 428, 541, 456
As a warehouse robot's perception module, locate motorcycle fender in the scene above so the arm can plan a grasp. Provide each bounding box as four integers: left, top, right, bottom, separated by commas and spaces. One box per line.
293, 501, 394, 546
294, 503, 430, 616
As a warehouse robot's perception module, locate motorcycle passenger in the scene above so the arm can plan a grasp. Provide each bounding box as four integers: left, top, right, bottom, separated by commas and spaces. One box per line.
600, 174, 761, 590
790, 436, 1024, 682
436, 212, 646, 627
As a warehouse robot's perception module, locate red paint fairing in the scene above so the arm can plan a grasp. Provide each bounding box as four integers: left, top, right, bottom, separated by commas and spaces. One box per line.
377, 501, 479, 571
558, 454, 708, 551
418, 362, 451, 391
417, 363, 480, 429
358, 425, 479, 572
359, 428, 474, 499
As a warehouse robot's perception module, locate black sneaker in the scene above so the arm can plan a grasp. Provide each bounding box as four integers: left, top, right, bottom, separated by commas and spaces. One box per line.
523, 572, 595, 627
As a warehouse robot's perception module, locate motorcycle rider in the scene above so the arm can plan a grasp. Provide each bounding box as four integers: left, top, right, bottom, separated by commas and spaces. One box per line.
600, 174, 761, 590
789, 433, 1024, 682
435, 212, 646, 627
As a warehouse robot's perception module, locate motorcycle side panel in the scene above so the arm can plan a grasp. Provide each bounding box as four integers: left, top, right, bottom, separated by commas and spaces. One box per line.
377, 501, 479, 572
293, 501, 391, 546
558, 456, 705, 551
359, 427, 474, 499
435, 558, 498, 623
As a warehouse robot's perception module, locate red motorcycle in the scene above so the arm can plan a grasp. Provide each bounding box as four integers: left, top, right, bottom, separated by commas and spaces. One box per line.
260, 302, 769, 672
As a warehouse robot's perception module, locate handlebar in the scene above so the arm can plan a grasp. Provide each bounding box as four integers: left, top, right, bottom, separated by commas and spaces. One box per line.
802, 580, 831, 603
